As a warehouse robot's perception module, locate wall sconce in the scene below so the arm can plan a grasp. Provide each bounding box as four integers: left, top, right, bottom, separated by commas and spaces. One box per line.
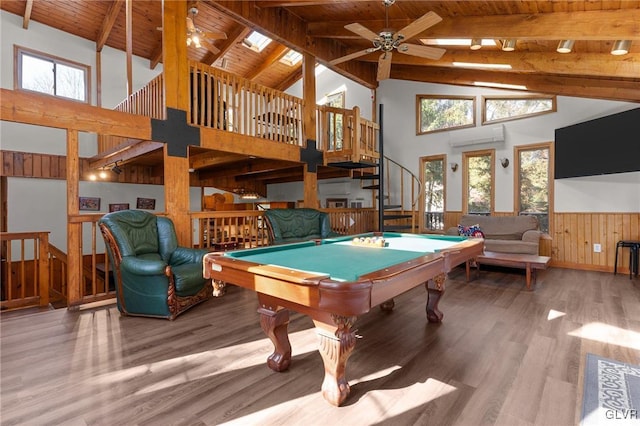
450, 162, 459, 172
470, 38, 482, 50
500, 158, 510, 168
611, 40, 631, 55
111, 162, 122, 175
501, 39, 517, 51
556, 40, 575, 53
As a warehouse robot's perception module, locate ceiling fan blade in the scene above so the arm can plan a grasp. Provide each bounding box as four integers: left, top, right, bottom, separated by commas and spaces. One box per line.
202, 40, 220, 55
186, 16, 196, 33
396, 11, 442, 41
397, 43, 445, 60
344, 22, 380, 42
377, 51, 392, 81
202, 31, 227, 40
330, 48, 374, 65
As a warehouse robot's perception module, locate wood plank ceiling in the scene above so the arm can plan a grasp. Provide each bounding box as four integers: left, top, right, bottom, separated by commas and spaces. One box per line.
2, 0, 639, 192
2, 0, 639, 101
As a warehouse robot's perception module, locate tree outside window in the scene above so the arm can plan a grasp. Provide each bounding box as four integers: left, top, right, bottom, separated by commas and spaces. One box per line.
16, 46, 89, 103
463, 150, 494, 215
416, 95, 475, 135
420, 156, 445, 231
517, 144, 551, 233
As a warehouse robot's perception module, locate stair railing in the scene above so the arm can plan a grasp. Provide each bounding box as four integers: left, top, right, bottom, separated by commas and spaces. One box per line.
380, 155, 422, 233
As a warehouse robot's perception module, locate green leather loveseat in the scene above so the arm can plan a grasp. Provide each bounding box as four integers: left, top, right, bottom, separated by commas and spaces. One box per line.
264, 208, 340, 245
99, 210, 211, 320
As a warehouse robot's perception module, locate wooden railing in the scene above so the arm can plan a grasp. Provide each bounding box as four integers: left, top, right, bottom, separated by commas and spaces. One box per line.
318, 105, 380, 164
98, 66, 380, 165
0, 229, 114, 311
1, 232, 51, 310
98, 74, 165, 153
324, 208, 377, 235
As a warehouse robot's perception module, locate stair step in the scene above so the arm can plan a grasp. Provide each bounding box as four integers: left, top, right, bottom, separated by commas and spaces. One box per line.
352, 174, 379, 180
383, 204, 402, 209
362, 184, 379, 190
328, 161, 378, 169
383, 214, 413, 220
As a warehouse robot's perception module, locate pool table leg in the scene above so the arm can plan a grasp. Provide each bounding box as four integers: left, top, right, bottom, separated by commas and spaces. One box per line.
313, 315, 357, 406
258, 306, 292, 372
425, 273, 446, 323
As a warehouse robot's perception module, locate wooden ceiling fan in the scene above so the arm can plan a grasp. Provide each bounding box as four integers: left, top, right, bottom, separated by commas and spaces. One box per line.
186, 6, 227, 54
330, 0, 445, 81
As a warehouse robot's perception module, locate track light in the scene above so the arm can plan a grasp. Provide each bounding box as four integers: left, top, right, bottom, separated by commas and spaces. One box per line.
556, 40, 574, 53
611, 40, 631, 55
111, 162, 122, 175
470, 38, 482, 50
502, 39, 516, 51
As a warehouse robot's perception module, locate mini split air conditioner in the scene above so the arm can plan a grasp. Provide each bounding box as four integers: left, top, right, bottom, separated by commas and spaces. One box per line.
448, 124, 505, 148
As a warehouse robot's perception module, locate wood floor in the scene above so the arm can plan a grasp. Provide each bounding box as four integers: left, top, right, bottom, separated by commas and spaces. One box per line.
2, 266, 639, 426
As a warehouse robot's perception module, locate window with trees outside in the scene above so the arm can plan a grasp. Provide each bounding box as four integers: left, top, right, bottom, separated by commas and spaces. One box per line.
516, 143, 552, 233
16, 46, 90, 103
416, 95, 475, 135
483, 95, 556, 125
420, 155, 445, 231
463, 149, 495, 215
322, 91, 345, 150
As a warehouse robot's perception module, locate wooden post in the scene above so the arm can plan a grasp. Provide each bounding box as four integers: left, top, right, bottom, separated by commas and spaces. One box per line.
38, 232, 50, 306
161, 1, 192, 244
66, 129, 82, 307
302, 52, 319, 209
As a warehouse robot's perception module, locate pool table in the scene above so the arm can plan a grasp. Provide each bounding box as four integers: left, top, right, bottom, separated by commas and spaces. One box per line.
203, 232, 483, 406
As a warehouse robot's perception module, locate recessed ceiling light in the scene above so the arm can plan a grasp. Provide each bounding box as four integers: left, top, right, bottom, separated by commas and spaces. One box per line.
556, 40, 575, 53
502, 39, 517, 52
611, 40, 631, 55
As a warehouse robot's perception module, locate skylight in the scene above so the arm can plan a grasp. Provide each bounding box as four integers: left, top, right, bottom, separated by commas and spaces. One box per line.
280, 50, 302, 66
244, 31, 272, 52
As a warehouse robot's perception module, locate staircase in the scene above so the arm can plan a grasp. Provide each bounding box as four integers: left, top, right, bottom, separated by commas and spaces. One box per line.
328, 156, 421, 232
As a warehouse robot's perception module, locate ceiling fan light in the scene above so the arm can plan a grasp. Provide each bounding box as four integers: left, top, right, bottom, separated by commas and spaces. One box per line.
556, 40, 574, 53
192, 35, 201, 49
502, 39, 516, 51
470, 38, 482, 50
611, 40, 631, 55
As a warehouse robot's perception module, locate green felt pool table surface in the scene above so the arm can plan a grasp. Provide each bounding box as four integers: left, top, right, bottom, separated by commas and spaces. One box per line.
223, 232, 468, 282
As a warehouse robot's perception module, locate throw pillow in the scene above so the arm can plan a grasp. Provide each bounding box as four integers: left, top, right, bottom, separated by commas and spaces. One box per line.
458, 224, 485, 238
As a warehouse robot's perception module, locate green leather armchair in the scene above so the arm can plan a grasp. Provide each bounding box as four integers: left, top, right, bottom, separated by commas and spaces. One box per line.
264, 208, 340, 245
99, 210, 211, 320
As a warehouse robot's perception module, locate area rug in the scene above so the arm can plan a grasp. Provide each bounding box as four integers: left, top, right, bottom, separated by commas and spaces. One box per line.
581, 353, 640, 425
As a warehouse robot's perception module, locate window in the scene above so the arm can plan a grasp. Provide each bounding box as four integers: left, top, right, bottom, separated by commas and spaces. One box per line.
15, 46, 90, 103
483, 95, 556, 124
243, 31, 272, 53
320, 91, 345, 150
516, 143, 552, 233
463, 149, 494, 215
416, 95, 475, 135
420, 155, 446, 231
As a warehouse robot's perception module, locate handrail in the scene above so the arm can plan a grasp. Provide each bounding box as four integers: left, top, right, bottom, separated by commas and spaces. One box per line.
382, 155, 422, 232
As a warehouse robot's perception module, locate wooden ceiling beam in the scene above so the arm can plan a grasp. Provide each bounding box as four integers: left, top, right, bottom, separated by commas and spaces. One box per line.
96, 0, 125, 52
22, 0, 33, 29
190, 151, 247, 169
246, 45, 289, 80
308, 9, 640, 40
389, 65, 640, 103
210, 0, 378, 88
201, 23, 251, 66
354, 51, 640, 79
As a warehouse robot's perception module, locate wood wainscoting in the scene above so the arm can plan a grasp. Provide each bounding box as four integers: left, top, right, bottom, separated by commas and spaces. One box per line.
444, 211, 640, 273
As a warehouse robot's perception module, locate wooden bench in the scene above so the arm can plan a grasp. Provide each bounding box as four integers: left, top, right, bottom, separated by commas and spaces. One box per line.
468, 251, 551, 290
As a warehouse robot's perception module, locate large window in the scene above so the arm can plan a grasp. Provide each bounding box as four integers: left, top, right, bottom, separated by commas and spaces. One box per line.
516, 143, 552, 233
416, 95, 475, 135
483, 95, 556, 124
463, 150, 494, 215
420, 155, 446, 231
15, 46, 90, 103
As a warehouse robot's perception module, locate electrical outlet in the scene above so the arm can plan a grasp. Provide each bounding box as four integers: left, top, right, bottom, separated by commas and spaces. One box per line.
593, 243, 602, 253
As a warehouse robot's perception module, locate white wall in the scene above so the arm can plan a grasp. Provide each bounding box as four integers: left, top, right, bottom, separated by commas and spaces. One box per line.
376, 79, 639, 213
